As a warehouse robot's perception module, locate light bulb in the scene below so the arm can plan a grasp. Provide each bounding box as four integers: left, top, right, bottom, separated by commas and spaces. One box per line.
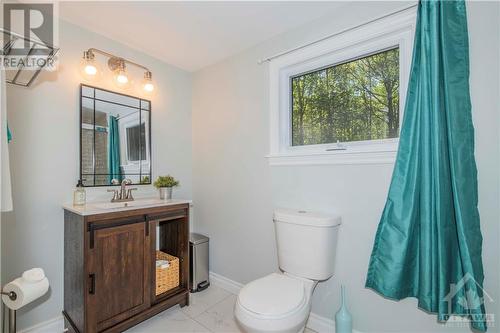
112, 59, 130, 89
142, 71, 154, 93
113, 70, 130, 89
116, 71, 128, 84
84, 64, 97, 76
144, 82, 154, 92
80, 50, 100, 81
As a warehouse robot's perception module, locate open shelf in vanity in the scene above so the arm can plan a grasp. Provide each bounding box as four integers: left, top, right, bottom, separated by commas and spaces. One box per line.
63, 200, 190, 333
151, 211, 189, 302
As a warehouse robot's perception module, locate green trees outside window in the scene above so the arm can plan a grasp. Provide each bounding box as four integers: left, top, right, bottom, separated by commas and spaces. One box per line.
291, 48, 400, 146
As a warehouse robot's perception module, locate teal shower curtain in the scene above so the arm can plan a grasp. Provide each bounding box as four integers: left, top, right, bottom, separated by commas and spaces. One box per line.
366, 1, 487, 331
108, 115, 122, 183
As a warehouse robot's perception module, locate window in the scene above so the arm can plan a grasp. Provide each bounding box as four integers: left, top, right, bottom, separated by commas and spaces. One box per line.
291, 48, 400, 146
126, 123, 146, 161
268, 9, 416, 165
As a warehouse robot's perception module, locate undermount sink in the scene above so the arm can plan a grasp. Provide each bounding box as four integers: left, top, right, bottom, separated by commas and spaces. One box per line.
90, 198, 166, 210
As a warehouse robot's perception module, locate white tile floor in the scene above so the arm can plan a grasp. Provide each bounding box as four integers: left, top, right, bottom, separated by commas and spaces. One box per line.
126, 285, 317, 333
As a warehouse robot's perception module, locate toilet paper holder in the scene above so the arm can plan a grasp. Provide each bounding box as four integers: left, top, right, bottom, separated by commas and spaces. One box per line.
0, 268, 49, 333
1, 290, 17, 333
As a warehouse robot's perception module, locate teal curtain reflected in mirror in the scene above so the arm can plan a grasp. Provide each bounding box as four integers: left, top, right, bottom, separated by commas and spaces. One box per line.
7, 123, 12, 142
366, 1, 487, 331
108, 115, 122, 183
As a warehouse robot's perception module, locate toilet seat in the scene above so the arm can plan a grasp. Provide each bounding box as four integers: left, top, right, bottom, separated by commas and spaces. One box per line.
238, 273, 306, 318
234, 273, 312, 333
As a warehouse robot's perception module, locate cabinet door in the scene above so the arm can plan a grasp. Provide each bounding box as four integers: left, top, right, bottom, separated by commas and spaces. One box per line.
87, 220, 150, 332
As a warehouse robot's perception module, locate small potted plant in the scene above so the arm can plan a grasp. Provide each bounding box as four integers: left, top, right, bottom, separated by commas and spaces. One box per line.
154, 175, 179, 200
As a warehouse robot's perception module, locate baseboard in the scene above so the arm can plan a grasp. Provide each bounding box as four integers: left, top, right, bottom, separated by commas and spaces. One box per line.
305, 312, 335, 333
18, 315, 64, 333
209, 271, 244, 295
209, 271, 361, 333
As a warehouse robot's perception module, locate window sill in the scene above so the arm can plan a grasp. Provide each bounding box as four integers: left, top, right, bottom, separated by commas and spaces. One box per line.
266, 149, 397, 166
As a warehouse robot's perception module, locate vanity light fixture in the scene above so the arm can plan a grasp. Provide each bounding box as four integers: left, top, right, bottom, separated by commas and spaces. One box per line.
80, 48, 155, 93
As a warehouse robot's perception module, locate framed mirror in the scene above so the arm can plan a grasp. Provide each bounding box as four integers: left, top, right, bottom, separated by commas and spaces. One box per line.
80, 84, 151, 186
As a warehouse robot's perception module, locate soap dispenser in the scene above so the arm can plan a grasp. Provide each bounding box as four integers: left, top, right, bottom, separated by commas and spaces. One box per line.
73, 180, 86, 206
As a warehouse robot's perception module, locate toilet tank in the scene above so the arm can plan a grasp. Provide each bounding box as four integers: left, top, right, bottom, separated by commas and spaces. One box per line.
273, 208, 341, 281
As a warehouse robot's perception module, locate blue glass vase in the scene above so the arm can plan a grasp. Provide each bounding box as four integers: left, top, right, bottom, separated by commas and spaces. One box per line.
335, 285, 352, 333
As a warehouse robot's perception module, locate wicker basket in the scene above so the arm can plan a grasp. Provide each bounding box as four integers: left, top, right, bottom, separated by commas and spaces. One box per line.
155, 251, 180, 295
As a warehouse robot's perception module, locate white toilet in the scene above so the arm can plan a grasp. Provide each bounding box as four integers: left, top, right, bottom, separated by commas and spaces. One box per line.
234, 208, 341, 333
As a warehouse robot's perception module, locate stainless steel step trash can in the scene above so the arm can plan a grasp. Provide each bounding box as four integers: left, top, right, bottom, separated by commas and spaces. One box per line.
189, 233, 210, 292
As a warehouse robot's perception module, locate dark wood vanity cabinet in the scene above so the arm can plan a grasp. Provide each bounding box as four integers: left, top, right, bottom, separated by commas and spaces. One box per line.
63, 203, 190, 333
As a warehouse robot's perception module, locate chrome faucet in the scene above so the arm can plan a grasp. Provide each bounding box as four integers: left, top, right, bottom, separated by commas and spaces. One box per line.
108, 179, 137, 202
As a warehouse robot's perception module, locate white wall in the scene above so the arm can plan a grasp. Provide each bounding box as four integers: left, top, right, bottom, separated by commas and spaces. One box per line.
192, 1, 499, 332
1, 20, 193, 329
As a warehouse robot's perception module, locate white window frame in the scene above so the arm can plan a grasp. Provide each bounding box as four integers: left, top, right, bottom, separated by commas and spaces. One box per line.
119, 114, 151, 179
267, 9, 416, 166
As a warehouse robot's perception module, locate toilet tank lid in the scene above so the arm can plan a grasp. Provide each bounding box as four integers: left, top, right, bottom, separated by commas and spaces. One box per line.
273, 208, 341, 227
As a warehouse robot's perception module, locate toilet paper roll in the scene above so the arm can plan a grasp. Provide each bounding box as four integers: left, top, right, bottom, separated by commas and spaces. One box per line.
2, 277, 49, 310
22, 268, 45, 283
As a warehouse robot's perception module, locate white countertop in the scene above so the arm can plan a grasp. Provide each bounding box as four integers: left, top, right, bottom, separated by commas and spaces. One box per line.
63, 198, 192, 216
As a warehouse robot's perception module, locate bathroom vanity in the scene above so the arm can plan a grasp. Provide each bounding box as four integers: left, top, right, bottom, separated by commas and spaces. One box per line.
63, 199, 191, 333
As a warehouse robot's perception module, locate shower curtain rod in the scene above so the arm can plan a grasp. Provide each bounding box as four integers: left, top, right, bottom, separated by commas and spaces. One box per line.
257, 3, 418, 65
116, 111, 139, 120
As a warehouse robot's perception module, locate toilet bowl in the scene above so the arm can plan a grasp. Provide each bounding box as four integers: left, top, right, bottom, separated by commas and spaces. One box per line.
234, 273, 316, 333
234, 208, 341, 333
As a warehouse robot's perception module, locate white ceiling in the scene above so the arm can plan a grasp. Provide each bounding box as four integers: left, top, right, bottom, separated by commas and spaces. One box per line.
59, 1, 346, 72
